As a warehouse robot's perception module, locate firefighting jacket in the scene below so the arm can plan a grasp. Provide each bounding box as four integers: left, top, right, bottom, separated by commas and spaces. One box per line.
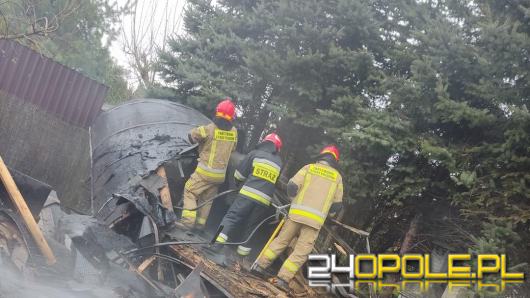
287, 160, 343, 229
233, 145, 283, 206
189, 122, 238, 182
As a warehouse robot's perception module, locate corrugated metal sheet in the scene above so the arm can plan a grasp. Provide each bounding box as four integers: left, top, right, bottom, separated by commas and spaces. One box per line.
0, 39, 108, 127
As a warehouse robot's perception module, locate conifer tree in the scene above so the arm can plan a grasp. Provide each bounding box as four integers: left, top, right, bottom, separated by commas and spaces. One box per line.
159, 0, 530, 277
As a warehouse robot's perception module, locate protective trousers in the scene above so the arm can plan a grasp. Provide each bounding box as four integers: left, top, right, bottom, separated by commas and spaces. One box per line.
181, 172, 219, 228
216, 195, 269, 256
256, 219, 319, 282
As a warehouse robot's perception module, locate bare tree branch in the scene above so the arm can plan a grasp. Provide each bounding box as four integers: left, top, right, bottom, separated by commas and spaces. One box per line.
0, 0, 79, 41
120, 0, 183, 89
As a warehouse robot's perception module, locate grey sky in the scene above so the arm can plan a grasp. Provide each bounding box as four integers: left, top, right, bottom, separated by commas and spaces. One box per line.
110, 0, 186, 86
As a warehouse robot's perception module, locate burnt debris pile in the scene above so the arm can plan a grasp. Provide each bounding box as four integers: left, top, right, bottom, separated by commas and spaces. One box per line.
0, 99, 300, 297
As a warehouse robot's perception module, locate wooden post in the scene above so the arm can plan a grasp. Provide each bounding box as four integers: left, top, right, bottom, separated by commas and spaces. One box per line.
382, 213, 421, 298
0, 154, 56, 265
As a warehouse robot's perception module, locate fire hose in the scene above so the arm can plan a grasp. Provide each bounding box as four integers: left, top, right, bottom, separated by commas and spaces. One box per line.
123, 212, 281, 255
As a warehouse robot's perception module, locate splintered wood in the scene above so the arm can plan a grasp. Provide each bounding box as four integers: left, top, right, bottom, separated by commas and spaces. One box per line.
169, 245, 288, 297
0, 217, 29, 271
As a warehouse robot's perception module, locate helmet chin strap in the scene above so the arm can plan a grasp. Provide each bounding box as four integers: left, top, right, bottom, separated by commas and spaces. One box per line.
317, 153, 339, 169
213, 117, 233, 130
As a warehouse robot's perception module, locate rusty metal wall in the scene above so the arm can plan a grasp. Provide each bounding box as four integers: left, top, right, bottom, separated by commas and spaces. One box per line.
0, 39, 108, 128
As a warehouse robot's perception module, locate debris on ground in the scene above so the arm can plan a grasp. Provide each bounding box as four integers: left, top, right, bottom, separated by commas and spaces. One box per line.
0, 100, 302, 297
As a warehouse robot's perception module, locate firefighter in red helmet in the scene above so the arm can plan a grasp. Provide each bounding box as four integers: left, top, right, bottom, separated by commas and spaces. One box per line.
214, 133, 283, 259
253, 145, 343, 291
179, 98, 238, 230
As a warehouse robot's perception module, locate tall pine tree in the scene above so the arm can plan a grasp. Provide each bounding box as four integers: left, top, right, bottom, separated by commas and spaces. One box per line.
159, 0, 530, 290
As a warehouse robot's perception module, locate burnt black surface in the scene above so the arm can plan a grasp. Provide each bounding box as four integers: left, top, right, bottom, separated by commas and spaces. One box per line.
55, 213, 152, 297
0, 167, 51, 217
91, 99, 210, 219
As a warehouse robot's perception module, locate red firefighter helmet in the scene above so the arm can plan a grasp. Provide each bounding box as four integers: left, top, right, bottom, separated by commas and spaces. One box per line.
263, 133, 283, 152
215, 98, 236, 121
320, 145, 340, 161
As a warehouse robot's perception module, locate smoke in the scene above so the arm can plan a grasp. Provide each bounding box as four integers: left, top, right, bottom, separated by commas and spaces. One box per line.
0, 264, 117, 298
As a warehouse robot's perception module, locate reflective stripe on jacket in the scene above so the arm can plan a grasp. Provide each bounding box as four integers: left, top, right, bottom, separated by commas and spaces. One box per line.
189, 123, 238, 182
235, 147, 282, 206
288, 161, 343, 229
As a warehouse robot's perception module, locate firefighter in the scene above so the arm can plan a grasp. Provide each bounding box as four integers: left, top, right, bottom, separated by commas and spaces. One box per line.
253, 145, 343, 290
215, 133, 283, 258
180, 98, 238, 230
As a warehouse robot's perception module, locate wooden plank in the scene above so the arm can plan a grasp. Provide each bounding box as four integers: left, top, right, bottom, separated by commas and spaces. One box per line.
330, 219, 370, 237
0, 154, 56, 265
138, 255, 156, 273
169, 244, 289, 298
156, 166, 173, 210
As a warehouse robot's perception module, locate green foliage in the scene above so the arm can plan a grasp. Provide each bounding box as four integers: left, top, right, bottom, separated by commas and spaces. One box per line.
159, 0, 530, 269
372, 0, 529, 263
159, 0, 386, 150
1, 0, 132, 103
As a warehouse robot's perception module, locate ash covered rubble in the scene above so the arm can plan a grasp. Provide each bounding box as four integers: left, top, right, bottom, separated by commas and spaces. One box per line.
87, 99, 292, 297
0, 167, 299, 298
0, 168, 224, 297
1, 100, 204, 297
1, 99, 296, 298
0, 170, 153, 297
